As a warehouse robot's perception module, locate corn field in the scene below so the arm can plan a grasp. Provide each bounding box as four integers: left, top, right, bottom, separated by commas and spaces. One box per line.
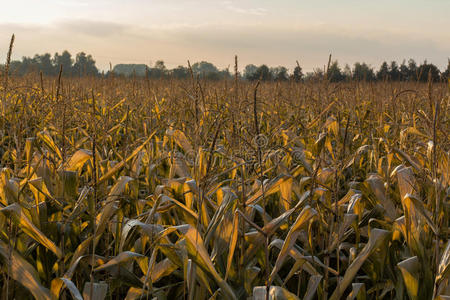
0, 63, 449, 300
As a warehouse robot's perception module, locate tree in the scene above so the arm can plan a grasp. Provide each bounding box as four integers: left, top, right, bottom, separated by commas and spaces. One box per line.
53, 51, 73, 76
270, 66, 288, 81
7, 61, 20, 75
417, 61, 440, 82
353, 62, 375, 81
4, 50, 98, 77
327, 61, 344, 82
172, 65, 189, 79
250, 65, 272, 81
304, 68, 324, 81
18, 56, 36, 74
154, 60, 166, 70
377, 62, 389, 81
408, 59, 418, 81
388, 61, 401, 81
191, 61, 219, 77
34, 53, 55, 75
343, 64, 352, 80
217, 67, 231, 80
150, 60, 167, 78
243, 64, 258, 80
442, 59, 450, 80
73, 52, 98, 76
292, 64, 303, 82
399, 60, 409, 81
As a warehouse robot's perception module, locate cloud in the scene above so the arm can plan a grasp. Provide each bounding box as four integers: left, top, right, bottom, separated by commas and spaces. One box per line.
55, 0, 90, 7
58, 19, 131, 37
0, 20, 448, 71
221, 1, 267, 16
157, 24, 450, 70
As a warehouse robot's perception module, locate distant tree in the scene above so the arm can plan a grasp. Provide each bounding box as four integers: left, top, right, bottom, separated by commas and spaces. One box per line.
217, 67, 231, 80
250, 65, 272, 81
377, 61, 389, 81
292, 64, 303, 82
34, 53, 55, 75
243, 64, 258, 80
408, 59, 418, 80
353, 62, 375, 81
171, 65, 189, 79
205, 71, 221, 80
53, 51, 73, 76
151, 60, 167, 78
191, 61, 219, 77
7, 61, 20, 74
443, 59, 450, 80
5, 51, 446, 82
73, 52, 98, 76
154, 60, 166, 71
417, 61, 440, 82
10, 56, 34, 75
305, 68, 324, 81
327, 61, 344, 82
270, 66, 288, 81
388, 61, 401, 81
343, 64, 352, 80
399, 60, 409, 81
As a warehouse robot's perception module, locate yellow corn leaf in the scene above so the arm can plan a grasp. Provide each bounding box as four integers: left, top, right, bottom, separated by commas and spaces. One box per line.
225, 210, 239, 280
166, 129, 193, 153
37, 130, 62, 160
346, 283, 366, 300
365, 174, 397, 221
303, 275, 323, 300
175, 224, 237, 300
270, 239, 335, 276
0, 240, 52, 300
279, 176, 293, 211
97, 131, 155, 185
95, 251, 145, 272
151, 258, 178, 282
161, 194, 198, 222
246, 174, 292, 206
330, 228, 390, 300
125, 287, 146, 300
269, 205, 317, 284
50, 278, 83, 300
29, 177, 62, 207
65, 149, 92, 172
436, 242, 450, 287
0, 203, 62, 258
130, 150, 144, 178
205, 187, 237, 243
253, 286, 300, 300
404, 193, 438, 235
245, 191, 311, 259
397, 256, 419, 300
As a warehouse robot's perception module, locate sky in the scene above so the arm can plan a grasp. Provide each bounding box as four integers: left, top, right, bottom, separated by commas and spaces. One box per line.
0, 0, 449, 72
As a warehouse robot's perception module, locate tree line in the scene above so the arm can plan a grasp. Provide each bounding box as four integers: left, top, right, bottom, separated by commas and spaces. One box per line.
3, 50, 450, 82
7, 50, 98, 77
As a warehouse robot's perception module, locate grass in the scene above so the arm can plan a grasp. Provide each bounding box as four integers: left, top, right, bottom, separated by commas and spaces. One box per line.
0, 70, 449, 299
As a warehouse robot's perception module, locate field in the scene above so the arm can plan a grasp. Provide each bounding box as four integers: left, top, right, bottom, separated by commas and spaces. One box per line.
0, 72, 449, 299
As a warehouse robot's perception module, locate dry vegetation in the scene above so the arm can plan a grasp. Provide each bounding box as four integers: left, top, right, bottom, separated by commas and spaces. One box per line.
0, 55, 449, 299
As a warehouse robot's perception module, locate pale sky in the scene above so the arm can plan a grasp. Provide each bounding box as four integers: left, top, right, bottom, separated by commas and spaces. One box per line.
0, 0, 449, 72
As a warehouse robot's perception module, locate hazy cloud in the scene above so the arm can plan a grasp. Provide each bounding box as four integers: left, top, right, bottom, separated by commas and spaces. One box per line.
58, 19, 131, 37
55, 0, 90, 7
221, 1, 268, 16
0, 20, 448, 71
